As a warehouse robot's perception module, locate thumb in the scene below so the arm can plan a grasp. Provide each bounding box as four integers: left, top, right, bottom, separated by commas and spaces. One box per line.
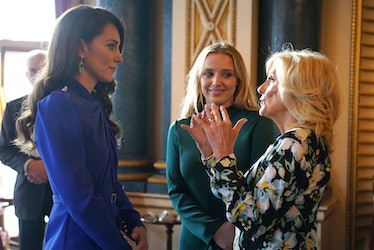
233, 118, 247, 135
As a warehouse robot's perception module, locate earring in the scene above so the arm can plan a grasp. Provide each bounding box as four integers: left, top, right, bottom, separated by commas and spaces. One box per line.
79, 57, 84, 74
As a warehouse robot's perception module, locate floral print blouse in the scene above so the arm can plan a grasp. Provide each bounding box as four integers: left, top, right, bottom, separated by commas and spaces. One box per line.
205, 128, 330, 250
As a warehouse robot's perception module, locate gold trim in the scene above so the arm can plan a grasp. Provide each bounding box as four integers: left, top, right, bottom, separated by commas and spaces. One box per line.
127, 192, 174, 211
117, 173, 153, 181
346, 0, 374, 248
347, 0, 360, 247
118, 159, 154, 167
153, 161, 166, 170
147, 176, 167, 184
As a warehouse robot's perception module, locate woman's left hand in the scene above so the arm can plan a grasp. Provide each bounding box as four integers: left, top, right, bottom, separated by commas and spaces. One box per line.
131, 226, 148, 250
183, 103, 247, 160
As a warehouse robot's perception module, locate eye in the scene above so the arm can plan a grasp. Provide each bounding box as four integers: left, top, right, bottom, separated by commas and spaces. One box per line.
107, 40, 120, 51
222, 71, 234, 78
267, 75, 275, 81
107, 43, 116, 50
202, 70, 214, 78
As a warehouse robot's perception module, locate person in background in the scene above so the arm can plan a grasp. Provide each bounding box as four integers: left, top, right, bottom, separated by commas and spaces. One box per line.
182, 48, 341, 249
166, 42, 277, 249
0, 49, 52, 250
14, 5, 147, 250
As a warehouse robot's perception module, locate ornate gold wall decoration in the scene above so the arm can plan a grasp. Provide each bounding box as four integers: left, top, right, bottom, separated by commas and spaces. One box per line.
348, 0, 374, 249
186, 0, 237, 72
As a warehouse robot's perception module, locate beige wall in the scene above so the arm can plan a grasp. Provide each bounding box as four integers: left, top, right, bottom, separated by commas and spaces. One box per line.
321, 0, 352, 249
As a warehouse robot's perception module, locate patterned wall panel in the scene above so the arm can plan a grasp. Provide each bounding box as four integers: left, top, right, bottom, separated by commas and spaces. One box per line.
186, 0, 236, 72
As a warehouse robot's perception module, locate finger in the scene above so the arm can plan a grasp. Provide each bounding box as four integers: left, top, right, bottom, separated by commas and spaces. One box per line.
210, 103, 221, 122
191, 113, 205, 126
232, 118, 248, 135
219, 105, 230, 122
180, 123, 192, 133
28, 176, 38, 184
203, 104, 213, 120
40, 176, 48, 182
131, 231, 139, 241
202, 108, 209, 119
180, 116, 207, 133
197, 112, 210, 124
193, 114, 211, 129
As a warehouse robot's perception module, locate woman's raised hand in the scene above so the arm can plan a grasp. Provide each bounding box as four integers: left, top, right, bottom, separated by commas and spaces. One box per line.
182, 103, 247, 161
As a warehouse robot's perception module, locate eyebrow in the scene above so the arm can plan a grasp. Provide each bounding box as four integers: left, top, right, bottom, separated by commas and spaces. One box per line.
106, 39, 120, 44
203, 67, 234, 71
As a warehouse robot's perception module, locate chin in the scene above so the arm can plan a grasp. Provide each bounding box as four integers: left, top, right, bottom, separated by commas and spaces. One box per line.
101, 78, 114, 83
258, 108, 266, 117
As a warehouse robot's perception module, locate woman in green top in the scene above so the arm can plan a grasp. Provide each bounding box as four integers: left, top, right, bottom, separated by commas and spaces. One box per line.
166, 42, 278, 249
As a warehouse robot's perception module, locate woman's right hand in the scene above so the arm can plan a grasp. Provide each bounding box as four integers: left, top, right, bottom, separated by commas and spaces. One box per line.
181, 110, 213, 159
131, 226, 148, 250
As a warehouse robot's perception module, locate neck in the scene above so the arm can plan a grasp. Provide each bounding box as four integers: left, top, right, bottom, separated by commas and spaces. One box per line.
274, 114, 299, 134
75, 73, 96, 93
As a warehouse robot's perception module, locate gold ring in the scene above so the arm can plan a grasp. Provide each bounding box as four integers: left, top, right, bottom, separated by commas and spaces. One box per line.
209, 118, 215, 122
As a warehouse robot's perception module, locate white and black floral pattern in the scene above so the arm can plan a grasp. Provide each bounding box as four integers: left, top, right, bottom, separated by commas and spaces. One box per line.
206, 128, 330, 250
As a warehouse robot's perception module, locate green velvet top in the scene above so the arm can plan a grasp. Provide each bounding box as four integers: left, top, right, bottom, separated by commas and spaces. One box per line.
166, 106, 278, 249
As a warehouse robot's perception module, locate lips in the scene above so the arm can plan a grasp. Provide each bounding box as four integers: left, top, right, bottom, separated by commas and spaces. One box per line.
209, 89, 224, 93
258, 97, 265, 106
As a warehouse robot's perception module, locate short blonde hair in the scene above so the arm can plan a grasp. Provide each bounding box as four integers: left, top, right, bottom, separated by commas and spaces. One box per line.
180, 41, 258, 117
265, 49, 341, 151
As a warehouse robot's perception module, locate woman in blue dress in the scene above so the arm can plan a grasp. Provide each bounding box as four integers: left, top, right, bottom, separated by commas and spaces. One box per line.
181, 49, 341, 249
15, 5, 147, 250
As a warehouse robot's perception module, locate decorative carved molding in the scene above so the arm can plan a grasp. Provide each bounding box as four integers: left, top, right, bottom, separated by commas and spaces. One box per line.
185, 0, 237, 72
348, 0, 374, 249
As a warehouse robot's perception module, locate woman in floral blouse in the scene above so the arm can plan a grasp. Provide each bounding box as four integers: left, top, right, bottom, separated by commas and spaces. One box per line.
181, 48, 341, 249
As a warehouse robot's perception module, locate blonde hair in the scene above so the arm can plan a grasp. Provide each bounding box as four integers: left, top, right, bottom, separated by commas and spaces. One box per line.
265, 49, 341, 151
180, 41, 258, 117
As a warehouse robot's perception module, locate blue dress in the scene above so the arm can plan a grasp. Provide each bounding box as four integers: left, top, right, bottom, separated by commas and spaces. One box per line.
35, 80, 143, 249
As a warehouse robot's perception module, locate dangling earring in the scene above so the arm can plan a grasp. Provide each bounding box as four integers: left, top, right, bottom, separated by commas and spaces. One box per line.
79, 57, 84, 74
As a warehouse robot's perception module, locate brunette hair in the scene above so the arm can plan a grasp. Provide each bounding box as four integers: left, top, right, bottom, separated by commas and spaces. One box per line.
15, 5, 125, 156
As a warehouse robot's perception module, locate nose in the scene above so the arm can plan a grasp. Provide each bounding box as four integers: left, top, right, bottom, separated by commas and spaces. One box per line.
212, 74, 221, 86
257, 80, 267, 95
115, 53, 123, 63
114, 48, 123, 63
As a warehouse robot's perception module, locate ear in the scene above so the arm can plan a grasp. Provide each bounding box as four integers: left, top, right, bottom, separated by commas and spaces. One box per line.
79, 39, 88, 58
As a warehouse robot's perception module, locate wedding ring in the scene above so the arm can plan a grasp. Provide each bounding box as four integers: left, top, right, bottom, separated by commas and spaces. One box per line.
209, 117, 215, 122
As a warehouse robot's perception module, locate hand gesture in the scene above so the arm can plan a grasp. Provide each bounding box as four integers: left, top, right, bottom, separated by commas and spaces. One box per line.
182, 104, 247, 160
181, 110, 213, 159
